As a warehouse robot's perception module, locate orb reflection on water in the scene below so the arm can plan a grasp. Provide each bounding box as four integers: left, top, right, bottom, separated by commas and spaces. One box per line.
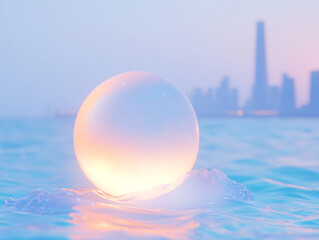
74, 71, 199, 198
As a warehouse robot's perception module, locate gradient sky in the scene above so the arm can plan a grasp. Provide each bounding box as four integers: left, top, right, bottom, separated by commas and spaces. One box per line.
0, 0, 318, 117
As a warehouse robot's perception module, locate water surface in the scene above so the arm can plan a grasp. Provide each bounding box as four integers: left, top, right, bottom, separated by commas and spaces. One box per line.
0, 118, 319, 239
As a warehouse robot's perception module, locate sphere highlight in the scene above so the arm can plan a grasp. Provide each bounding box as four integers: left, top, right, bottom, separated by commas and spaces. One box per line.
74, 71, 199, 198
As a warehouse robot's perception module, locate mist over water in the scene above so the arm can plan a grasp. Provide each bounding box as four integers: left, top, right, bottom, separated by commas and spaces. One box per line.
1, 118, 319, 239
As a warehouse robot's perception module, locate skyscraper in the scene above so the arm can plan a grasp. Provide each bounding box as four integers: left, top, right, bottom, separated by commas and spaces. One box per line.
216, 77, 229, 111
310, 71, 319, 112
215, 77, 239, 114
268, 86, 281, 111
252, 22, 268, 110
280, 74, 296, 116
299, 71, 319, 116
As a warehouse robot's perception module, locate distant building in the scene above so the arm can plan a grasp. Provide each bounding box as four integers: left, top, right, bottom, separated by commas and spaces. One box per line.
191, 88, 214, 117
190, 77, 239, 117
280, 74, 296, 116
216, 77, 229, 112
189, 21, 317, 118
300, 71, 319, 116
309, 71, 319, 111
252, 22, 268, 110
268, 86, 281, 111
245, 22, 279, 116
215, 77, 238, 113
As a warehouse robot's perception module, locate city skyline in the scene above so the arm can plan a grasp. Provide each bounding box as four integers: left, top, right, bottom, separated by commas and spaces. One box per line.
1, 1, 319, 117
191, 21, 319, 117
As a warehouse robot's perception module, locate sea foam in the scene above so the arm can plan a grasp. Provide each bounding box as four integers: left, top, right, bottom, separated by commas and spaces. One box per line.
6, 168, 253, 214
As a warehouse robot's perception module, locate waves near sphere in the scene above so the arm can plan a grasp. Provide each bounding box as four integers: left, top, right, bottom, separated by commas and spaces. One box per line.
6, 168, 253, 239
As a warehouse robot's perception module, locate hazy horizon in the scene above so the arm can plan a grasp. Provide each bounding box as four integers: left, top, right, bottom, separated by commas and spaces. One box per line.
1, 0, 319, 117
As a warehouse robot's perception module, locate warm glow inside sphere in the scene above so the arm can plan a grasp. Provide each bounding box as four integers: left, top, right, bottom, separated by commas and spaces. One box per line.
74, 71, 199, 198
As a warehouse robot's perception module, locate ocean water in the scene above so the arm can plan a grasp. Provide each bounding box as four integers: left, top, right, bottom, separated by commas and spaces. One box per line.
0, 118, 319, 239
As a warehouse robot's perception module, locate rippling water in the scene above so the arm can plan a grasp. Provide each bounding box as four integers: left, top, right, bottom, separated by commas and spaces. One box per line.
0, 118, 319, 239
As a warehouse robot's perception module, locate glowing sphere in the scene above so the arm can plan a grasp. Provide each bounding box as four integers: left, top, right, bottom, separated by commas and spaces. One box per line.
74, 71, 199, 197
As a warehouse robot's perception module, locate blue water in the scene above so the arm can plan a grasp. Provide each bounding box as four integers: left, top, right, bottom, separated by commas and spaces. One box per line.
1, 118, 319, 239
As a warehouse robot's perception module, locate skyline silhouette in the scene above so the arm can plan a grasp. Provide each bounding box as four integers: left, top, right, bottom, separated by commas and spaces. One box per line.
1, 1, 319, 117
190, 22, 319, 117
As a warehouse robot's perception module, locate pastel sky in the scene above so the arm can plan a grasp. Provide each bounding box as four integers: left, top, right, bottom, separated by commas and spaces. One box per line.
0, 0, 318, 117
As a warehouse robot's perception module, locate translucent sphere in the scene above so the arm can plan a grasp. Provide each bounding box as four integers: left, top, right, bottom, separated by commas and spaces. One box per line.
74, 71, 199, 198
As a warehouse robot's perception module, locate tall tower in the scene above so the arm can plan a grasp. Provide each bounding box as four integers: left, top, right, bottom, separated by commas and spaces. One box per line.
280, 74, 296, 116
253, 22, 268, 110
